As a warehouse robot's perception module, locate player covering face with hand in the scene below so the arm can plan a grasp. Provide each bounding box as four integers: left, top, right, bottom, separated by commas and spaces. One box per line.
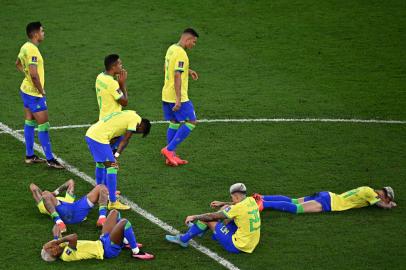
41, 210, 154, 262
165, 183, 261, 254
252, 186, 396, 213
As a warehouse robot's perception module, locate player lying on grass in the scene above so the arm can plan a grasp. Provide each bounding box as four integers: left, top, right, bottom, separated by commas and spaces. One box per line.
251, 186, 396, 213
166, 183, 261, 254
85, 110, 151, 210
30, 179, 109, 231
41, 209, 154, 262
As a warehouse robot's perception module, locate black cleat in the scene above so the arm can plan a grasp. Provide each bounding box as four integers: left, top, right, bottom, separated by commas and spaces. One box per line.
47, 158, 64, 169
25, 155, 46, 164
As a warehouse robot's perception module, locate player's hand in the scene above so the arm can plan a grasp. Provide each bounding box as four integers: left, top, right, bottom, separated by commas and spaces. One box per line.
172, 101, 181, 112
210, 201, 223, 208
189, 69, 198, 80
185, 215, 196, 225
118, 69, 128, 84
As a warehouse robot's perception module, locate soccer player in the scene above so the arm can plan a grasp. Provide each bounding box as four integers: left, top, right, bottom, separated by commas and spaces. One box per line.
161, 28, 199, 166
165, 183, 261, 254
85, 110, 151, 210
252, 186, 396, 214
30, 179, 109, 230
41, 209, 154, 262
94, 54, 129, 184
15, 21, 63, 169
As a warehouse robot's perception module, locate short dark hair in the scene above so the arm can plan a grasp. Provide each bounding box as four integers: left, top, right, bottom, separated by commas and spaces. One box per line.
140, 118, 151, 138
26, 22, 42, 38
104, 54, 120, 71
183, 28, 199, 38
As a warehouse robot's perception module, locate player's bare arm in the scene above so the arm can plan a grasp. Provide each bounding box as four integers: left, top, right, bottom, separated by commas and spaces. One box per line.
376, 201, 397, 209
29, 64, 45, 95
55, 233, 78, 249
173, 71, 182, 111
15, 58, 23, 72
53, 179, 75, 196
210, 201, 233, 208
117, 69, 128, 106
30, 183, 43, 203
185, 211, 227, 224
188, 69, 198, 80
115, 131, 133, 156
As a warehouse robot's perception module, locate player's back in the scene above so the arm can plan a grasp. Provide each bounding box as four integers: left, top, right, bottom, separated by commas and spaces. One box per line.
95, 72, 123, 119
330, 186, 380, 211
60, 240, 104, 261
162, 44, 189, 103
86, 110, 141, 144
18, 41, 44, 97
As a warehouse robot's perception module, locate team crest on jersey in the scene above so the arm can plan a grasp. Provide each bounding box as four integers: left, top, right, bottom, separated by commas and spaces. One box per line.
178, 61, 184, 68
32, 56, 37, 62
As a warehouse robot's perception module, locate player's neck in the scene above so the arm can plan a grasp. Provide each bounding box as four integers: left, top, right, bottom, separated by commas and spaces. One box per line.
29, 39, 40, 46
177, 40, 186, 49
104, 70, 115, 77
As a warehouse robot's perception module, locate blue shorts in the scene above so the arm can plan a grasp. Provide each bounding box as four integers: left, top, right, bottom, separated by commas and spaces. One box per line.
100, 233, 122, 259
55, 196, 92, 224
20, 90, 47, 113
304, 191, 332, 212
213, 221, 240, 254
85, 136, 115, 163
162, 101, 197, 122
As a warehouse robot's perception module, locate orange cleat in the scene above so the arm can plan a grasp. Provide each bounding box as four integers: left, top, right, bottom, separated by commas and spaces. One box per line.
174, 155, 188, 165
161, 147, 178, 166
57, 221, 67, 233
252, 193, 264, 212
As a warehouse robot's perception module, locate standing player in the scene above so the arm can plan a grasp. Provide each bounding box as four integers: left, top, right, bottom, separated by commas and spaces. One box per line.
252, 186, 396, 214
41, 210, 154, 262
165, 183, 261, 254
85, 110, 151, 210
15, 21, 63, 169
161, 28, 199, 166
94, 54, 129, 184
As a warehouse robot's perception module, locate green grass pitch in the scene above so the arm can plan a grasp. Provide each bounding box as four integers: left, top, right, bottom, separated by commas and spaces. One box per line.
0, 1, 405, 269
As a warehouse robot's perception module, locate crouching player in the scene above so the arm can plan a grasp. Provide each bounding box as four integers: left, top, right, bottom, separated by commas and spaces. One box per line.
252, 186, 396, 214
85, 110, 151, 210
165, 183, 260, 254
41, 209, 154, 262
30, 179, 109, 231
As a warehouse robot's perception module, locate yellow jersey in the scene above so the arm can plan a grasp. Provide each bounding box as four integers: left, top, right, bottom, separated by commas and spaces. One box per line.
18, 41, 44, 97
222, 197, 261, 253
86, 110, 141, 144
37, 193, 75, 215
162, 44, 189, 102
95, 72, 123, 120
60, 240, 104, 261
330, 186, 380, 211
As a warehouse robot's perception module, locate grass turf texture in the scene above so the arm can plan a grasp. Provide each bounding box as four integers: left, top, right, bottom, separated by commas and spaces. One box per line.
0, 0, 405, 269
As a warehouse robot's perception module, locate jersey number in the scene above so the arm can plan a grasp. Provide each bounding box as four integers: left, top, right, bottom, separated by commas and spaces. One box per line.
248, 209, 260, 232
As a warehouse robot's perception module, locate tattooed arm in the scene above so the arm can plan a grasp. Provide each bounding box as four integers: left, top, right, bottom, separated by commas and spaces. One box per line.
185, 211, 228, 225
53, 179, 75, 196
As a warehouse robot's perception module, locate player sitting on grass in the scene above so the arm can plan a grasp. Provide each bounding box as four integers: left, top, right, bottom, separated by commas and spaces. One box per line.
251, 186, 396, 213
165, 183, 261, 254
30, 179, 109, 231
85, 110, 151, 210
41, 209, 154, 262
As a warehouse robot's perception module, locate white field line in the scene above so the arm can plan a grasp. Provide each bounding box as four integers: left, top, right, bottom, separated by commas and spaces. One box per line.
0, 121, 240, 270
1, 118, 405, 134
